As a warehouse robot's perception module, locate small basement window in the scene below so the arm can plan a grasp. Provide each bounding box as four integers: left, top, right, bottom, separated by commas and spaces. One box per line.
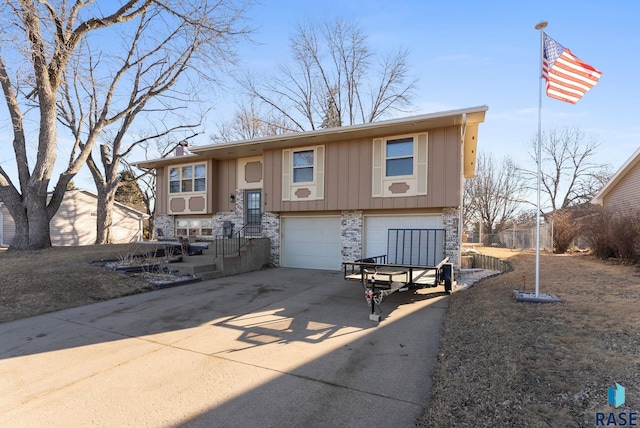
175, 219, 214, 237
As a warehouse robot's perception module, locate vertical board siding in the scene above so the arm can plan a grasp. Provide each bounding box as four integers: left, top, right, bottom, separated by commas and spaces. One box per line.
217, 159, 237, 212
262, 125, 462, 212
156, 168, 167, 215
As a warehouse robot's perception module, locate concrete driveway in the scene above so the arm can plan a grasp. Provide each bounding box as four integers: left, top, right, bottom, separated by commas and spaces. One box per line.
0, 268, 449, 427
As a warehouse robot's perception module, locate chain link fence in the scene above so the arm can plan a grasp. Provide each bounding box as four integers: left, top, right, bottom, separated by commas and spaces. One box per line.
465, 223, 554, 250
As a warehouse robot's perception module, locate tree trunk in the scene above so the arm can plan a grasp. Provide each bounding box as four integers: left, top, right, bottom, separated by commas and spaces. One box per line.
9, 208, 29, 251
5, 186, 53, 250
95, 186, 117, 244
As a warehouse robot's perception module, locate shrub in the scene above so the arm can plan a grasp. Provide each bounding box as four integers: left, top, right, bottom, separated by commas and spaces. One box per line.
581, 206, 640, 263
581, 208, 614, 259
550, 210, 578, 254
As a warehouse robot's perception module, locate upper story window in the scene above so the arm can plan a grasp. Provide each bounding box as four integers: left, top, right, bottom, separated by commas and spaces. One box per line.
372, 133, 427, 198
282, 145, 325, 201
169, 163, 206, 193
293, 150, 314, 183
385, 137, 414, 177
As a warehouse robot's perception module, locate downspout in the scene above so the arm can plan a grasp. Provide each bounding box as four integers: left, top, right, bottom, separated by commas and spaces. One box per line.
458, 113, 467, 268
0, 202, 3, 246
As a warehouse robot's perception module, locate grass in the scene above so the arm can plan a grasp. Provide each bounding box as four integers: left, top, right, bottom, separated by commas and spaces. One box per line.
1, 243, 638, 426
418, 248, 640, 427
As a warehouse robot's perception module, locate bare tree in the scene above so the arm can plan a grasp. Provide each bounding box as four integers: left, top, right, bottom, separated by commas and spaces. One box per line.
212, 100, 294, 143
0, 1, 250, 250
523, 127, 611, 211
237, 17, 417, 133
128, 135, 190, 240
464, 153, 528, 245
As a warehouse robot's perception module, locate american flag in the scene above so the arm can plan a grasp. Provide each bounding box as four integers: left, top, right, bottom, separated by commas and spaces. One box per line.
542, 33, 602, 104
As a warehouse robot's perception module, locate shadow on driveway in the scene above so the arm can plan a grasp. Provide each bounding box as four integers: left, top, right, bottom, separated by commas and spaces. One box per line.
0, 268, 449, 427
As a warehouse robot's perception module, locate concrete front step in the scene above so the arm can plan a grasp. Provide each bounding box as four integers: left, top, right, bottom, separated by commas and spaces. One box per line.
175, 258, 215, 273
169, 238, 271, 281
199, 270, 225, 281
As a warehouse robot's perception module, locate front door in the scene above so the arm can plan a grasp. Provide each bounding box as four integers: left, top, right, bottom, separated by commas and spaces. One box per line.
244, 190, 262, 236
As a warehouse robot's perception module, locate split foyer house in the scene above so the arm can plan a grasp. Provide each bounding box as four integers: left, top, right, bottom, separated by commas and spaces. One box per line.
136, 106, 488, 271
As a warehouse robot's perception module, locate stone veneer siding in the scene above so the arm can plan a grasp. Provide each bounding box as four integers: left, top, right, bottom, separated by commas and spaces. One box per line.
341, 210, 363, 261
261, 212, 280, 265
156, 189, 280, 265
442, 207, 461, 270
154, 215, 174, 238
210, 189, 244, 236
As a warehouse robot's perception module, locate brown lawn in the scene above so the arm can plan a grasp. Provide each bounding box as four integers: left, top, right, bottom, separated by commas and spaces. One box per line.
1, 244, 638, 426
419, 247, 640, 427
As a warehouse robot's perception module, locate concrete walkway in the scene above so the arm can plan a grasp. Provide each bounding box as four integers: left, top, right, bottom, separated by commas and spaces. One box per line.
0, 268, 449, 427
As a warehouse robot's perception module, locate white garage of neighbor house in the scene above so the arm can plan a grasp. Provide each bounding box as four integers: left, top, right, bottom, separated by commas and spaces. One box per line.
0, 189, 148, 247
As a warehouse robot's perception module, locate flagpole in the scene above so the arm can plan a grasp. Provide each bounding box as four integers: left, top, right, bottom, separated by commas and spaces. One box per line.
534, 21, 547, 298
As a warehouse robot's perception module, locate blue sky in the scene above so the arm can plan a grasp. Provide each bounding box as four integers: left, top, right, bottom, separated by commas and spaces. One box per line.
210, 0, 638, 172
2, 0, 638, 192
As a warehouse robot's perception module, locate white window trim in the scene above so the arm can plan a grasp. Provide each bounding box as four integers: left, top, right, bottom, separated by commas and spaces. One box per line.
292, 149, 316, 185
372, 132, 428, 198
282, 145, 325, 201
383, 135, 417, 179
169, 162, 207, 194
175, 218, 214, 237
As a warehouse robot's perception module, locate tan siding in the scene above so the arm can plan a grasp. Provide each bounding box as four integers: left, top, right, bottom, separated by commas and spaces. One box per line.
326, 145, 340, 209
347, 141, 361, 210
156, 168, 167, 215
217, 159, 237, 212
359, 141, 372, 208
604, 161, 640, 213
263, 151, 274, 210
261, 125, 463, 213
209, 159, 219, 213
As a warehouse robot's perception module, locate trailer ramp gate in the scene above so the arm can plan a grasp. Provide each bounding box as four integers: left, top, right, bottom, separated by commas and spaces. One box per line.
387, 228, 445, 266
343, 228, 451, 321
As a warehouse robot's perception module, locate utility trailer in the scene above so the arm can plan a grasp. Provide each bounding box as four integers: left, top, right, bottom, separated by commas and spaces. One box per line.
343, 256, 453, 321
342, 228, 454, 321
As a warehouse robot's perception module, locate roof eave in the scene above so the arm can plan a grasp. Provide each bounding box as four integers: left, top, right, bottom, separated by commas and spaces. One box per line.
133, 106, 488, 169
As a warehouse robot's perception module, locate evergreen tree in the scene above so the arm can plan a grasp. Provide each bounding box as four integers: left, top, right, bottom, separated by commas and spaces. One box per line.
115, 171, 146, 213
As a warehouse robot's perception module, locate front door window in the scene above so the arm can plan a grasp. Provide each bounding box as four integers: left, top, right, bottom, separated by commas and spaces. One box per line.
245, 190, 261, 236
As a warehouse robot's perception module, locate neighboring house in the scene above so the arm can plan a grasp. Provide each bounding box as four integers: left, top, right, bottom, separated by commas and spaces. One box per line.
592, 146, 640, 213
0, 189, 148, 247
135, 106, 488, 270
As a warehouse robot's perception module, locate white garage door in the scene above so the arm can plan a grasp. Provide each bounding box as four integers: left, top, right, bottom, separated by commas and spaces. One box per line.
365, 215, 443, 264
281, 217, 342, 270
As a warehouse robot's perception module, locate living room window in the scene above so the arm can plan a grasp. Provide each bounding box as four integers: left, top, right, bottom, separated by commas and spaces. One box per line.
293, 150, 314, 183
169, 163, 206, 193
385, 137, 414, 177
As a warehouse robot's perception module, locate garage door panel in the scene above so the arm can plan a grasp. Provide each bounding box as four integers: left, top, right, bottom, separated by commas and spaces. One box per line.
282, 217, 341, 270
